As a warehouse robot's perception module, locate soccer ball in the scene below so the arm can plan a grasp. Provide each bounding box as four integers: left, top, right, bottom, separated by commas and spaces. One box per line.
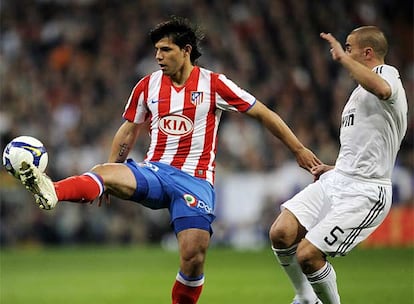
2, 136, 48, 178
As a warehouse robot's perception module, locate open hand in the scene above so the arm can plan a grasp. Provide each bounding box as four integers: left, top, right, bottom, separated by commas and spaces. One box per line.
320, 32, 346, 62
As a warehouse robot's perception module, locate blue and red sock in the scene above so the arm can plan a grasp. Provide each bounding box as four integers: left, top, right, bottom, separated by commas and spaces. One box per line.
172, 271, 204, 304
54, 172, 104, 202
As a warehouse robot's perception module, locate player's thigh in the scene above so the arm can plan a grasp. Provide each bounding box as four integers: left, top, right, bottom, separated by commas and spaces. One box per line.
91, 163, 136, 199
281, 178, 328, 232
306, 183, 392, 257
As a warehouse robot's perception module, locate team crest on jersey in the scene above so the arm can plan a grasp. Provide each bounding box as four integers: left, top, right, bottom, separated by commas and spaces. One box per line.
190, 91, 204, 106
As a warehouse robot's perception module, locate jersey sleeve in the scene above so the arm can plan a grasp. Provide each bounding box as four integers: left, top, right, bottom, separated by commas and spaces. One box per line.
214, 74, 256, 112
122, 75, 150, 123
374, 65, 400, 101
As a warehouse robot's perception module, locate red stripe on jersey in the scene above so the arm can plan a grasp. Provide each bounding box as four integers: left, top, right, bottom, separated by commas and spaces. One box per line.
151, 75, 172, 161
123, 75, 150, 122
216, 76, 252, 112
170, 68, 200, 169
122, 67, 255, 185
194, 73, 218, 182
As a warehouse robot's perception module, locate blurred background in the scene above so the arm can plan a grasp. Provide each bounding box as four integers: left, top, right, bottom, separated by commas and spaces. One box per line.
0, 0, 413, 250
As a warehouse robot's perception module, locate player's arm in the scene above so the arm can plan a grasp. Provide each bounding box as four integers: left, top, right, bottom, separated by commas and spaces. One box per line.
246, 100, 321, 172
320, 32, 391, 100
96, 120, 142, 206
108, 120, 143, 163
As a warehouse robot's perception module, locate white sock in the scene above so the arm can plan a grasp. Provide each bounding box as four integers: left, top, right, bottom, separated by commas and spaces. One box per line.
307, 262, 341, 304
272, 245, 318, 303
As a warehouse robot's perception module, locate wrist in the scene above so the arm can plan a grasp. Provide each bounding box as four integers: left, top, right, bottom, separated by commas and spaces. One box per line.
292, 145, 306, 155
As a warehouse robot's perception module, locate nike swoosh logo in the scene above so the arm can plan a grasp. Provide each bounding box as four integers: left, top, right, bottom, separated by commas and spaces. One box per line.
23, 146, 42, 156
150, 99, 161, 104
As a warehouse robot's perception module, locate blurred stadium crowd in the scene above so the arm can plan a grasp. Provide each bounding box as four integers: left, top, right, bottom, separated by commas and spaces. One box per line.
0, 0, 413, 247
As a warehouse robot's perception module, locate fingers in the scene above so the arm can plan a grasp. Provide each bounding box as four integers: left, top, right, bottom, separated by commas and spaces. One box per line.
320, 32, 330, 40
311, 163, 328, 174
320, 32, 333, 40
308, 159, 321, 171
97, 193, 110, 207
304, 160, 320, 173
314, 156, 323, 166
320, 32, 337, 46
298, 150, 322, 172
98, 194, 106, 207
310, 166, 321, 175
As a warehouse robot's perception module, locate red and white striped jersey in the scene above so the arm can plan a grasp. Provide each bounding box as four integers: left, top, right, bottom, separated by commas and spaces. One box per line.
123, 66, 256, 185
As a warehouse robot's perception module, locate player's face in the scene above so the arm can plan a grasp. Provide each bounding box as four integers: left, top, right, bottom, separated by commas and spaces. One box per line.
154, 37, 187, 77
345, 34, 365, 64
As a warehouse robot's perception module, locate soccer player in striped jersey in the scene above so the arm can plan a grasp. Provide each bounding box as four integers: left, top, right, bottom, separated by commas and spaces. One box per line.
18, 16, 320, 303
269, 26, 408, 304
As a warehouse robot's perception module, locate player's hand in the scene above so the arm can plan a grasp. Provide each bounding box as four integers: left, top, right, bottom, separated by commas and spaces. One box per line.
320, 32, 346, 62
295, 147, 322, 173
97, 192, 111, 207
311, 164, 334, 181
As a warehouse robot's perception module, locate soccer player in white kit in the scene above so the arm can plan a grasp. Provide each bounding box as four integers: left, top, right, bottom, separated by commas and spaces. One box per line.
269, 26, 408, 304
16, 17, 321, 303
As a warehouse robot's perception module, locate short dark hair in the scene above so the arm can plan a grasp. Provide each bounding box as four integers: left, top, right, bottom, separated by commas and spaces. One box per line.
149, 16, 204, 64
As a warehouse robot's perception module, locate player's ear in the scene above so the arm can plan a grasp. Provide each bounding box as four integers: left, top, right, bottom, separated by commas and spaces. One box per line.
183, 44, 192, 56
364, 47, 374, 58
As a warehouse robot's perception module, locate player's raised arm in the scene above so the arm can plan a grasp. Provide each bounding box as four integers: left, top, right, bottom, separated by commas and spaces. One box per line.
320, 31, 391, 100
245, 100, 321, 172
108, 120, 142, 163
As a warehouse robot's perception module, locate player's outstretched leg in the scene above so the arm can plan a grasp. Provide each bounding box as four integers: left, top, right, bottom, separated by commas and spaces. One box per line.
19, 161, 58, 210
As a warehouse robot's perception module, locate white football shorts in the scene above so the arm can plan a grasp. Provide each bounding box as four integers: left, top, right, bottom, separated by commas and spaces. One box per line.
282, 169, 392, 257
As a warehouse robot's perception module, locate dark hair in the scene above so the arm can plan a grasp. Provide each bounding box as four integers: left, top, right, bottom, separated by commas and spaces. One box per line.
149, 16, 204, 64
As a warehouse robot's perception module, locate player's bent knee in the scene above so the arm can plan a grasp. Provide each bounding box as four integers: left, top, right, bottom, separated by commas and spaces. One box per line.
269, 212, 303, 248
90, 163, 107, 175
181, 250, 205, 266
90, 163, 111, 185
269, 221, 293, 248
89, 163, 136, 199
180, 250, 206, 277
180, 242, 208, 267
269, 221, 281, 242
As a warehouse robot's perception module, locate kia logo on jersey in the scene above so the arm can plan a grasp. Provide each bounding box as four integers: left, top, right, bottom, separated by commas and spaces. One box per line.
158, 114, 194, 136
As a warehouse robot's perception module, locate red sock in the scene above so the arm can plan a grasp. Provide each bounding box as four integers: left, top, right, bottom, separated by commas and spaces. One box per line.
54, 173, 104, 202
172, 272, 204, 304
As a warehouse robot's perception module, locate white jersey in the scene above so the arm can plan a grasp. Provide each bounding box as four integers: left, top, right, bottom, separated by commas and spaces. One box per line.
336, 64, 408, 182
123, 66, 256, 185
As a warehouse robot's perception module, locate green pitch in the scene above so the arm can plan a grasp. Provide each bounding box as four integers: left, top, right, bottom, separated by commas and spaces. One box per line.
1, 246, 413, 303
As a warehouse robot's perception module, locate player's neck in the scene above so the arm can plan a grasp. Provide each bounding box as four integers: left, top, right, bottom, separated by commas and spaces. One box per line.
366, 58, 385, 70
170, 64, 195, 87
